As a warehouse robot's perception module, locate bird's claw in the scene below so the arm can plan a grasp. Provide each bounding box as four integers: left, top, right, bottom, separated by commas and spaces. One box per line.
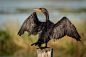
31, 43, 37, 46
31, 44, 34, 46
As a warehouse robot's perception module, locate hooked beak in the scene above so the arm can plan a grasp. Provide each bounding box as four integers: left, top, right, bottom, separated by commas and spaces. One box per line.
33, 8, 41, 12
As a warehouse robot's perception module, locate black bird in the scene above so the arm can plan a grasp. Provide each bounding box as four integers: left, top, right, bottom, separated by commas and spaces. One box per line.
18, 8, 81, 48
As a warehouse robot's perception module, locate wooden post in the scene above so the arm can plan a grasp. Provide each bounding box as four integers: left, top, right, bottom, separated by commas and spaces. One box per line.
37, 48, 53, 57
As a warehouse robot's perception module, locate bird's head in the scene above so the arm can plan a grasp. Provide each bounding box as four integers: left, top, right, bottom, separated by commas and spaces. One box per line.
33, 8, 48, 13
33, 8, 49, 20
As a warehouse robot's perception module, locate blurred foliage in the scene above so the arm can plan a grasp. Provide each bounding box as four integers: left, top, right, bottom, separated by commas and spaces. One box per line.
0, 18, 86, 57
15, 8, 86, 14
58, 8, 86, 13
16, 8, 33, 13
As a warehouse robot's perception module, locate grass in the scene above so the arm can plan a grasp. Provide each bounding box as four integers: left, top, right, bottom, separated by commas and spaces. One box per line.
0, 19, 86, 57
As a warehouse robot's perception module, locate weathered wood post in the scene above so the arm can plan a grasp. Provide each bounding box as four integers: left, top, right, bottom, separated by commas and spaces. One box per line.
37, 48, 53, 57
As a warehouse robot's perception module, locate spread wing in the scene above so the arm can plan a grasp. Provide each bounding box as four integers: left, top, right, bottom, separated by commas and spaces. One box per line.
18, 12, 40, 36
50, 17, 81, 41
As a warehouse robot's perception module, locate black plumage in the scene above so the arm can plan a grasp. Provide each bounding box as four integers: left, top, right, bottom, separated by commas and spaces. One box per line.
18, 8, 81, 47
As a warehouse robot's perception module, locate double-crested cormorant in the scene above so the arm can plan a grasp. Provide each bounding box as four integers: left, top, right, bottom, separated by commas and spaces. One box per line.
18, 8, 81, 48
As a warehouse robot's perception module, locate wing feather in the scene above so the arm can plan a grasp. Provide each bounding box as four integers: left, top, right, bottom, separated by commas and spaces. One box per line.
18, 12, 39, 36
50, 17, 81, 41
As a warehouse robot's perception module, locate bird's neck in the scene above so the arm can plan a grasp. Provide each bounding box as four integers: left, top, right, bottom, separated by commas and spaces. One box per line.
45, 12, 49, 21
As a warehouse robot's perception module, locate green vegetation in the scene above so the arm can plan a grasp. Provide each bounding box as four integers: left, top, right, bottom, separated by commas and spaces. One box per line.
16, 8, 33, 13
15, 8, 86, 13
58, 8, 86, 13
0, 19, 86, 57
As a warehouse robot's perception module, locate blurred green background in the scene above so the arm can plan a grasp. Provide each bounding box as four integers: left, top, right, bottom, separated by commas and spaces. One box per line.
0, 0, 86, 57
